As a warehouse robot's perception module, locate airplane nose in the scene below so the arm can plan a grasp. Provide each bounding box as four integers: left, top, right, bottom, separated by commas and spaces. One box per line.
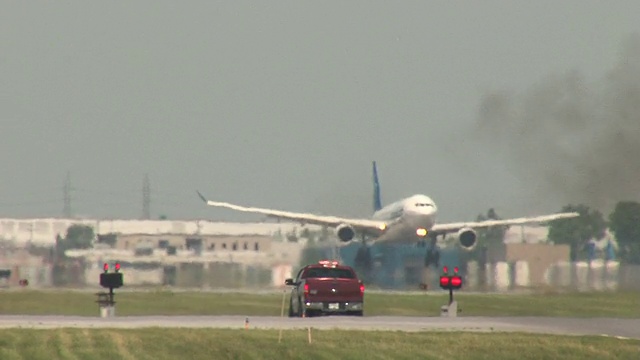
409, 209, 436, 228
424, 214, 436, 228
420, 207, 436, 216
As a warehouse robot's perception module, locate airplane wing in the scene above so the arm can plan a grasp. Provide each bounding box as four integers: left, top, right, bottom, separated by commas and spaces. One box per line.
196, 191, 388, 236
430, 212, 580, 235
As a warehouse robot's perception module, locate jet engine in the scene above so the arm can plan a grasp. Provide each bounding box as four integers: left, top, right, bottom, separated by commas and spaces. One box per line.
457, 227, 477, 251
336, 223, 356, 242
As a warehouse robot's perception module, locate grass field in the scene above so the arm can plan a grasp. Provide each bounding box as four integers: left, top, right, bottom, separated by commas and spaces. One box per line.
0, 328, 637, 360
0, 289, 638, 317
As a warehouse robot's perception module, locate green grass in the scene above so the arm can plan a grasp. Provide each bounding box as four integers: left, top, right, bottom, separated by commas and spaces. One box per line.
0, 328, 636, 360
0, 290, 638, 317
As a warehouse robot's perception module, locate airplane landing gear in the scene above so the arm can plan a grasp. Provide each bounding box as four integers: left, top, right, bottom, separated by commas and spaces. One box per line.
354, 234, 373, 283
420, 233, 441, 290
424, 234, 440, 268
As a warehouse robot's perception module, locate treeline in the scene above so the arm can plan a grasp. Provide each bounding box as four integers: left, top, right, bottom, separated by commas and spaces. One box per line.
475, 201, 640, 264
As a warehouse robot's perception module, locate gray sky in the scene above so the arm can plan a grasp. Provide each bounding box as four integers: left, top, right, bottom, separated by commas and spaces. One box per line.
2, 1, 640, 222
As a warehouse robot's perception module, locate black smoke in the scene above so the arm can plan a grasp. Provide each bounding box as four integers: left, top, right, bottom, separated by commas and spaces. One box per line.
472, 34, 640, 214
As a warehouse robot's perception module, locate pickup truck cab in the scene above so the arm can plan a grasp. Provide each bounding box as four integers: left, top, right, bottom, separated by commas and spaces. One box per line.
286, 260, 364, 317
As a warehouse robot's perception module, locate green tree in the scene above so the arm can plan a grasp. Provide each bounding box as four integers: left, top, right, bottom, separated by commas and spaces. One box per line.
52, 224, 94, 286
608, 201, 640, 264
548, 204, 607, 261
64, 224, 94, 249
55, 224, 95, 258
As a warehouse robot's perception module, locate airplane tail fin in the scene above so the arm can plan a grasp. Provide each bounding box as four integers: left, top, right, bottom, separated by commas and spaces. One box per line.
372, 161, 382, 212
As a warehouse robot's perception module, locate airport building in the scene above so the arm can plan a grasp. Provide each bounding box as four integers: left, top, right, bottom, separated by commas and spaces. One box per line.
0, 217, 314, 245
0, 218, 312, 288
106, 233, 272, 253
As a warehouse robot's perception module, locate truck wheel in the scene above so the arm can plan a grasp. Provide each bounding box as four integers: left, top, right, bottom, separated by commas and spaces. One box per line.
298, 298, 305, 317
288, 298, 295, 317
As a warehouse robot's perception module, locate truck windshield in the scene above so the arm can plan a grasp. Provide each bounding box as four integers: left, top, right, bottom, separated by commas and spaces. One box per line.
304, 267, 355, 279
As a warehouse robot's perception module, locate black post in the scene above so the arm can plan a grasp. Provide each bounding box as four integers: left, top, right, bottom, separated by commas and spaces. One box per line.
449, 287, 453, 305
109, 286, 114, 305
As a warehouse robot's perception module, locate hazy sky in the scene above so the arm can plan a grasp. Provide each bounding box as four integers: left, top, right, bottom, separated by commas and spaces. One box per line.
2, 1, 640, 222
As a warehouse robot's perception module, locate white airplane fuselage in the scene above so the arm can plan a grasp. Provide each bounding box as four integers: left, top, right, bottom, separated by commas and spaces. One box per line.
370, 194, 437, 243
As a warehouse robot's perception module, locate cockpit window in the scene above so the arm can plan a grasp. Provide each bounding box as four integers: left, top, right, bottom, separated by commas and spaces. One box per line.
415, 203, 433, 207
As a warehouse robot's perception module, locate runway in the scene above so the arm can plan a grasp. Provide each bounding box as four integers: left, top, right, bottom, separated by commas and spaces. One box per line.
0, 315, 638, 339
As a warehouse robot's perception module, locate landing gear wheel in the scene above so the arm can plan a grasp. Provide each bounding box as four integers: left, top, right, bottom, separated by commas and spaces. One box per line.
424, 234, 440, 268
424, 249, 440, 268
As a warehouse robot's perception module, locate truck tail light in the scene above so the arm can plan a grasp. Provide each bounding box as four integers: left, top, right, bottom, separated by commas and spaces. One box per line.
304, 283, 309, 295
360, 283, 365, 295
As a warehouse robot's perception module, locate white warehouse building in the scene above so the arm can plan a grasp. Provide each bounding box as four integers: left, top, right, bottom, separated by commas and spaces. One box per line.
0, 218, 320, 246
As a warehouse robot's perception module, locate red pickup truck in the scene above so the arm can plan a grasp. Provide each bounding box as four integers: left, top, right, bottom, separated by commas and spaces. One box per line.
286, 260, 364, 317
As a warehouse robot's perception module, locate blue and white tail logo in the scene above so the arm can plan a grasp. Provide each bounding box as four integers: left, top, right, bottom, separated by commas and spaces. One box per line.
372, 161, 382, 212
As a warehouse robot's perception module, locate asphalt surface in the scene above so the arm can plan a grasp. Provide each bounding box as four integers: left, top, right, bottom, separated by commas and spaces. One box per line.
0, 315, 638, 339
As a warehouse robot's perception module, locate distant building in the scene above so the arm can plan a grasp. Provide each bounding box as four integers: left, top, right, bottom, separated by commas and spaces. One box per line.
0, 217, 316, 246
107, 233, 272, 253
503, 225, 550, 244
487, 243, 570, 286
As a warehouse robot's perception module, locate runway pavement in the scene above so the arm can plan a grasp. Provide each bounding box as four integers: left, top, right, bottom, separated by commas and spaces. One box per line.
0, 315, 638, 339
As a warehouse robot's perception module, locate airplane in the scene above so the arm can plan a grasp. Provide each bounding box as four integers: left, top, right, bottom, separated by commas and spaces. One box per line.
196, 161, 580, 267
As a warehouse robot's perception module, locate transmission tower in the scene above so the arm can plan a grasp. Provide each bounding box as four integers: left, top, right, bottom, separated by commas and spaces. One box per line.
142, 173, 151, 219
63, 171, 72, 218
